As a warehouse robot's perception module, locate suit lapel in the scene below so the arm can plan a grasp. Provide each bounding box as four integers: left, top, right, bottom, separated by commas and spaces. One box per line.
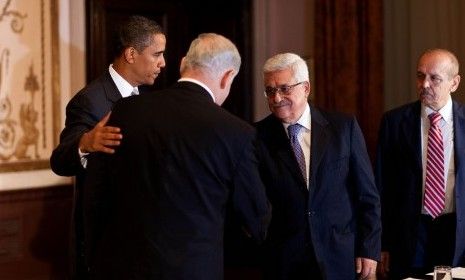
103, 71, 124, 103
267, 116, 308, 192
453, 100, 465, 175
308, 108, 329, 198
401, 102, 422, 173
276, 150, 308, 190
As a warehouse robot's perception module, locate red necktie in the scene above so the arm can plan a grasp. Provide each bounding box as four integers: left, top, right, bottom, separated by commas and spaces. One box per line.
424, 112, 445, 218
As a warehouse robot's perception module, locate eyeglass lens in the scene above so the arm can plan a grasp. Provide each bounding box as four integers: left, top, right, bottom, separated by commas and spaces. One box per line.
265, 82, 303, 97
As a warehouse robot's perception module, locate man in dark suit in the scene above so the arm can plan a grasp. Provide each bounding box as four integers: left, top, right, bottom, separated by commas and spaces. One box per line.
255, 53, 381, 280
375, 48, 465, 279
49, 15, 166, 279
83, 33, 271, 280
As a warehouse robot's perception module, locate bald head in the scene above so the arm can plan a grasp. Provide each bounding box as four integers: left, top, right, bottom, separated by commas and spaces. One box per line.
416, 48, 461, 110
418, 49, 459, 79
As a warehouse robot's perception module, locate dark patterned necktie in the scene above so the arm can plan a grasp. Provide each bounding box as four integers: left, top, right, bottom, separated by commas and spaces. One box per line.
288, 124, 306, 182
424, 112, 445, 218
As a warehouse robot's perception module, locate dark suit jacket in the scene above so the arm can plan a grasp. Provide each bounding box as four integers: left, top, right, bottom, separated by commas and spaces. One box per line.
84, 81, 271, 280
49, 71, 122, 278
375, 100, 465, 278
255, 106, 381, 280
50, 71, 122, 177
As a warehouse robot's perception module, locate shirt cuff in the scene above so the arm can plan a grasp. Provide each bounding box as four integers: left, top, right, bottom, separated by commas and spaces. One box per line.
78, 148, 89, 168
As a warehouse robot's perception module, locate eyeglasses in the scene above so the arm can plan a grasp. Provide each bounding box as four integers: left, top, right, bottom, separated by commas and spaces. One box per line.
264, 81, 305, 97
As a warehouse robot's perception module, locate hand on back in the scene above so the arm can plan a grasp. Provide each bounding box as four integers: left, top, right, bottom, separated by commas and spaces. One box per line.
79, 112, 122, 154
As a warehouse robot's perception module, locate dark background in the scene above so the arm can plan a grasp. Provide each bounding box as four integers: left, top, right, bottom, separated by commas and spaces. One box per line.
87, 0, 254, 122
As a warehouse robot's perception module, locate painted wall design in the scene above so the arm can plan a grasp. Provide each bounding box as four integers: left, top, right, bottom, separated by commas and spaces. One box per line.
0, 0, 60, 172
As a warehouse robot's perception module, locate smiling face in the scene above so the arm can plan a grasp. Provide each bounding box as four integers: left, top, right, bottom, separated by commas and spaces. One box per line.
416, 50, 461, 110
131, 33, 166, 86
265, 68, 310, 124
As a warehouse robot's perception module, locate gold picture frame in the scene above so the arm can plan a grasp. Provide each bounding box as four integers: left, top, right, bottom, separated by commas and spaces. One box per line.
0, 0, 60, 172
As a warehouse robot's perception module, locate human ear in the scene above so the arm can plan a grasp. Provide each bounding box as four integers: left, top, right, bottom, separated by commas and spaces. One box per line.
220, 69, 235, 89
451, 74, 461, 92
124, 47, 136, 63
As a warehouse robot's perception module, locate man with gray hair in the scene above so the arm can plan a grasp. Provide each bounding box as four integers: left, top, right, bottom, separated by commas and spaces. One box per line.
255, 52, 381, 279
84, 33, 271, 279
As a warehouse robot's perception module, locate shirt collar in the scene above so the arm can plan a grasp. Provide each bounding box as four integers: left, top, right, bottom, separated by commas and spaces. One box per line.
283, 104, 311, 133
422, 96, 453, 123
178, 78, 216, 102
109, 64, 137, 98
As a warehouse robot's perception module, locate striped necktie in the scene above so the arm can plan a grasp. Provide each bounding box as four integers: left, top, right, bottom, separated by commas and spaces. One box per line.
424, 112, 445, 218
288, 124, 306, 182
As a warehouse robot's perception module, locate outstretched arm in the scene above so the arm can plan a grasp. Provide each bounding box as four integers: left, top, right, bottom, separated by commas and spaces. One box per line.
50, 96, 122, 176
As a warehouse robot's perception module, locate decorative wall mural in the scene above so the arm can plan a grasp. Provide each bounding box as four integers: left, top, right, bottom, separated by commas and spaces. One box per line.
0, 0, 60, 172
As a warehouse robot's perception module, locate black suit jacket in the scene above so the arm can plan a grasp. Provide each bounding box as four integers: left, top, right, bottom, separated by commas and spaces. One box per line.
256, 107, 381, 279
375, 100, 465, 278
50, 71, 122, 177
49, 71, 122, 278
84, 81, 271, 279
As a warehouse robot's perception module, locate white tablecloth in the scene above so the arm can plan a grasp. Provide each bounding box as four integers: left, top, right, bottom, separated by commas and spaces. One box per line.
404, 267, 465, 279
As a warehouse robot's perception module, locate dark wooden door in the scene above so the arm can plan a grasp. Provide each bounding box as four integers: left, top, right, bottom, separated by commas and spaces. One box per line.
86, 0, 253, 121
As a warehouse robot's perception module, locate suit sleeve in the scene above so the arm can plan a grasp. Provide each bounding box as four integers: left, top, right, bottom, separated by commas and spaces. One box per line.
349, 117, 382, 261
230, 131, 271, 243
50, 94, 103, 176
374, 114, 394, 252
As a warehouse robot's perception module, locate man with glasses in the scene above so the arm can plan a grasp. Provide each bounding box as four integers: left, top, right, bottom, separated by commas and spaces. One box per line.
255, 53, 381, 279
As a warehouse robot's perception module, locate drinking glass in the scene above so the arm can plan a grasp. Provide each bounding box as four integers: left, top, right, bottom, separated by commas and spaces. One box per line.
433, 266, 452, 280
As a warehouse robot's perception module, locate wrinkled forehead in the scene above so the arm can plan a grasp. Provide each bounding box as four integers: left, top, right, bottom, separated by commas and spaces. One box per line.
264, 69, 294, 84
418, 52, 458, 77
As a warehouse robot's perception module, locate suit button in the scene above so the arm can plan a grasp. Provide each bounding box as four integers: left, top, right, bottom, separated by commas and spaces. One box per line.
307, 211, 315, 217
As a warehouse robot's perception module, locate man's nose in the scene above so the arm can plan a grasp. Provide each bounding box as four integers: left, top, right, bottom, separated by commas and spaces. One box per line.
421, 78, 430, 88
271, 92, 283, 102
159, 57, 166, 68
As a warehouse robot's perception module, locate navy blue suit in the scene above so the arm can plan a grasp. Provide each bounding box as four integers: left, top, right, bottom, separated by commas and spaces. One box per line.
375, 100, 465, 278
84, 81, 271, 279
256, 106, 381, 280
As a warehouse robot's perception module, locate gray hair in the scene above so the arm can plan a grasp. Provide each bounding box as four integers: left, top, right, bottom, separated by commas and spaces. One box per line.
263, 53, 309, 83
180, 33, 241, 78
